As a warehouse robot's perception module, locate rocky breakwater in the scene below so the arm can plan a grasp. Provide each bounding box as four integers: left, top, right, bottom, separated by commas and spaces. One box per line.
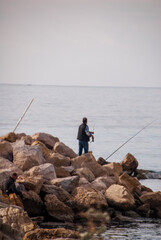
0, 132, 161, 240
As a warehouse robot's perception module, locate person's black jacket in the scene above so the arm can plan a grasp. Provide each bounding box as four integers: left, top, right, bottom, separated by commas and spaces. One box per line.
5, 177, 22, 196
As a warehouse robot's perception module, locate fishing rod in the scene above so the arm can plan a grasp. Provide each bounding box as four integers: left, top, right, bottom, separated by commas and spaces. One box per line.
105, 118, 159, 161
13, 98, 34, 132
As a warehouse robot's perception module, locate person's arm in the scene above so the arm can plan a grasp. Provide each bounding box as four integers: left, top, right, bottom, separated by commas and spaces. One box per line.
85, 125, 92, 136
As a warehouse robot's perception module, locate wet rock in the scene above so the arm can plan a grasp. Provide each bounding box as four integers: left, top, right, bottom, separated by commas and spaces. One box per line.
0, 141, 13, 161
139, 191, 161, 212
73, 167, 95, 182
23, 228, 79, 240
50, 176, 79, 193
105, 184, 135, 210
54, 142, 77, 159
71, 152, 107, 178
13, 144, 45, 171
120, 153, 138, 175
32, 132, 59, 149
45, 152, 71, 167
137, 203, 151, 217
72, 186, 108, 211
44, 194, 74, 222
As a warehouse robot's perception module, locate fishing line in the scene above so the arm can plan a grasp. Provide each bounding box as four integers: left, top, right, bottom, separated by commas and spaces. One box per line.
105, 118, 159, 161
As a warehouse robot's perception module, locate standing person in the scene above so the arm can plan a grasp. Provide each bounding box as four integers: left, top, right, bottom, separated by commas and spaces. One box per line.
77, 117, 94, 155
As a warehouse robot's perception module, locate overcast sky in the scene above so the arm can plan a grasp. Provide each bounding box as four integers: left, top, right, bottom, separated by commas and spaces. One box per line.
0, 0, 161, 87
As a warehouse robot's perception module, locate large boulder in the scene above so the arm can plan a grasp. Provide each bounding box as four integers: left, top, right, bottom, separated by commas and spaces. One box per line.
0, 203, 35, 240
55, 166, 71, 178
32, 140, 51, 156
71, 153, 107, 178
139, 191, 161, 212
22, 190, 43, 216
120, 153, 138, 175
0, 141, 13, 161
44, 194, 74, 222
32, 132, 59, 149
13, 143, 45, 171
118, 172, 141, 193
50, 176, 79, 193
45, 152, 71, 167
72, 187, 108, 211
91, 176, 116, 193
73, 167, 95, 182
103, 162, 122, 179
23, 228, 79, 240
0, 132, 17, 143
105, 184, 135, 210
54, 142, 77, 159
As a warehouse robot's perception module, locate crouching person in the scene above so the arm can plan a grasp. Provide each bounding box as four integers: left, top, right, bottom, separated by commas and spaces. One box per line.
5, 172, 26, 208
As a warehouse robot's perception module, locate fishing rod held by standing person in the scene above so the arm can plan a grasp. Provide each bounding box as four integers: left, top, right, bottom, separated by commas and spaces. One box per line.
105, 118, 159, 161
13, 98, 34, 133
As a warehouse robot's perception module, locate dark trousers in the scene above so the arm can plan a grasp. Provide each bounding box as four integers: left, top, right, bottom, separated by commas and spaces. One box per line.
78, 140, 89, 155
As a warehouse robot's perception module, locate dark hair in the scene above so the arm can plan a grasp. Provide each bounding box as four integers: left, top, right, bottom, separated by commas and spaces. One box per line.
12, 173, 18, 177
83, 117, 87, 124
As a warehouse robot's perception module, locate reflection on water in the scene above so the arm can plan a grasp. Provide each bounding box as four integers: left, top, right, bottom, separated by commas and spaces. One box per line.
102, 218, 161, 240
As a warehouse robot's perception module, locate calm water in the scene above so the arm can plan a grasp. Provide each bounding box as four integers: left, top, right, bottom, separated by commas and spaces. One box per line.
0, 84, 161, 239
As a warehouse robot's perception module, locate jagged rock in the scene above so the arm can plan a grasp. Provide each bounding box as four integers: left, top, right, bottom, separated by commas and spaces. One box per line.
13, 143, 45, 171
41, 184, 72, 203
32, 140, 51, 156
103, 162, 122, 179
24, 163, 56, 181
0, 157, 23, 191
118, 172, 141, 193
137, 203, 151, 217
73, 167, 95, 182
50, 176, 79, 193
55, 166, 71, 178
22, 190, 43, 216
54, 142, 77, 159
0, 141, 13, 161
32, 132, 59, 149
139, 191, 161, 212
120, 153, 138, 175
105, 184, 135, 210
91, 176, 116, 193
45, 152, 71, 167
44, 194, 74, 222
71, 153, 107, 178
23, 228, 79, 240
97, 157, 109, 165
72, 187, 108, 211
15, 133, 26, 140
0, 132, 17, 143
78, 177, 91, 188
0, 203, 35, 240
21, 135, 34, 145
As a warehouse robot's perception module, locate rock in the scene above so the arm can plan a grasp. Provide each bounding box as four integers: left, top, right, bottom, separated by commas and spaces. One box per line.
24, 163, 57, 181
103, 162, 122, 179
72, 187, 108, 211
120, 153, 138, 175
139, 191, 161, 212
78, 177, 91, 188
41, 184, 72, 203
23, 228, 79, 240
50, 176, 79, 193
32, 140, 51, 156
32, 132, 59, 149
91, 176, 116, 193
71, 153, 107, 178
73, 167, 95, 182
22, 135, 34, 145
0, 132, 17, 143
0, 141, 13, 161
13, 144, 45, 171
55, 166, 71, 178
45, 152, 71, 167
124, 210, 141, 218
22, 191, 43, 217
54, 142, 77, 159
0, 157, 23, 191
105, 184, 135, 210
15, 133, 26, 140
0, 204, 35, 240
118, 172, 141, 193
137, 203, 151, 217
97, 157, 109, 166
44, 194, 74, 222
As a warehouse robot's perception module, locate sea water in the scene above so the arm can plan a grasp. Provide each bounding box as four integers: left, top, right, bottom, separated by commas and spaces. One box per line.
0, 84, 161, 239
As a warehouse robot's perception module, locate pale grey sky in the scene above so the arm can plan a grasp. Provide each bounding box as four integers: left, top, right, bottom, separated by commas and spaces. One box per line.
0, 0, 161, 87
